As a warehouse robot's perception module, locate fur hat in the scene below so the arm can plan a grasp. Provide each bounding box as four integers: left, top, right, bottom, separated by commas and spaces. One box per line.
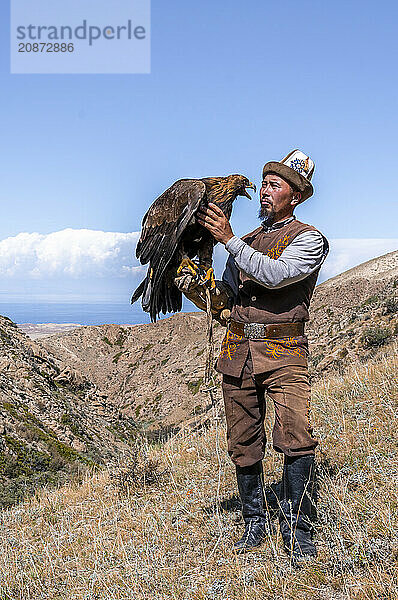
262, 149, 315, 201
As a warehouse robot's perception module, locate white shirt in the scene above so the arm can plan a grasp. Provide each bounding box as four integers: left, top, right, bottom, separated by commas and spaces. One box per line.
221, 217, 329, 298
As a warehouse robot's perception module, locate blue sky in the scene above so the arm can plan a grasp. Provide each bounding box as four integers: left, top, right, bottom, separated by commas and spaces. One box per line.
0, 0, 397, 321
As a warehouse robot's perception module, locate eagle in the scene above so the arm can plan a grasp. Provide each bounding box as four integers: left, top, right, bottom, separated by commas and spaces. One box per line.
131, 175, 256, 322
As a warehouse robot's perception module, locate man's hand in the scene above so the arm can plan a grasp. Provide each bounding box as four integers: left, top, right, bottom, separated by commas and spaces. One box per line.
197, 203, 234, 245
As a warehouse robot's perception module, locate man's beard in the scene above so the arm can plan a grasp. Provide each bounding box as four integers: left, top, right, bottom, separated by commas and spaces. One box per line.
258, 204, 276, 226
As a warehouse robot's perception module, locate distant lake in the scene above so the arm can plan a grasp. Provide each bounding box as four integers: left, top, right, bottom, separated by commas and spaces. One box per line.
0, 301, 157, 326
0, 295, 199, 325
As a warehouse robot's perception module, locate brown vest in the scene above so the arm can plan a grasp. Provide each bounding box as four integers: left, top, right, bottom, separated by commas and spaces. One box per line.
231, 219, 319, 325
216, 219, 323, 377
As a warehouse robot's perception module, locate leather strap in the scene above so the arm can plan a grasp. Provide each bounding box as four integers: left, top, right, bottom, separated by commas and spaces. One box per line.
229, 319, 304, 340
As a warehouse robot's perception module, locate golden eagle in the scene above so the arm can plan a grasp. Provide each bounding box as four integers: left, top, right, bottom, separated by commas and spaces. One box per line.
131, 175, 255, 321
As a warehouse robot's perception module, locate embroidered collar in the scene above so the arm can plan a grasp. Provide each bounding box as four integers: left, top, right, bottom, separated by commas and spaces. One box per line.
261, 215, 296, 233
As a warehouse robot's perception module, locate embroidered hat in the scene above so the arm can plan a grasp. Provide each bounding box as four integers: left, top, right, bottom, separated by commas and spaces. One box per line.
262, 149, 315, 201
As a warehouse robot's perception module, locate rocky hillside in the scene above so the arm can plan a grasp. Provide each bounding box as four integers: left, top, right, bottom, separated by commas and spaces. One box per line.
0, 315, 137, 507
38, 250, 398, 435
307, 249, 398, 373
39, 313, 224, 435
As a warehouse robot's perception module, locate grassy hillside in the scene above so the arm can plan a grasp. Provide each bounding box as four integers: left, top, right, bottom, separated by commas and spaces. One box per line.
0, 349, 396, 599
0, 315, 138, 508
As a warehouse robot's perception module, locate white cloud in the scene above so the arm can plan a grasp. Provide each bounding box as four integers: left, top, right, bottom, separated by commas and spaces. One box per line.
0, 228, 143, 279
319, 239, 398, 282
0, 229, 396, 283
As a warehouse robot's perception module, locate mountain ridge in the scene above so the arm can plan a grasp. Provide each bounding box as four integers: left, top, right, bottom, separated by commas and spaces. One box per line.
36, 249, 398, 432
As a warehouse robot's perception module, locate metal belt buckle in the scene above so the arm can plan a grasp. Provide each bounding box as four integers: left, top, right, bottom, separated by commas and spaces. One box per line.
243, 322, 265, 339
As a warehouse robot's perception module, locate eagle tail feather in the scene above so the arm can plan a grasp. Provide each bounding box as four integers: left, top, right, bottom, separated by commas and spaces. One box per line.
130, 278, 145, 305
131, 274, 152, 309
149, 268, 182, 322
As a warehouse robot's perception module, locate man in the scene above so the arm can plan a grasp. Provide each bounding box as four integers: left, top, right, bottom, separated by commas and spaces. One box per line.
177, 150, 329, 564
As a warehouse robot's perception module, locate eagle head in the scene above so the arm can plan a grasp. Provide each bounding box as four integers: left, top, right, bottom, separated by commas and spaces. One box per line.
225, 174, 257, 200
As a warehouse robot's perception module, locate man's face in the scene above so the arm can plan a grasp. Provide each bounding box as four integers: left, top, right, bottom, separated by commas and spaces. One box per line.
259, 173, 297, 225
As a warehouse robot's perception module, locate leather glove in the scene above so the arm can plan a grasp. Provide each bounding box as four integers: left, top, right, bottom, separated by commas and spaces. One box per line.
174, 264, 231, 321
175, 260, 215, 291
174, 271, 201, 294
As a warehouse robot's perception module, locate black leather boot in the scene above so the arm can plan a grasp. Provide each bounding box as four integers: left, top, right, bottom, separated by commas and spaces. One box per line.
279, 455, 317, 565
234, 461, 273, 552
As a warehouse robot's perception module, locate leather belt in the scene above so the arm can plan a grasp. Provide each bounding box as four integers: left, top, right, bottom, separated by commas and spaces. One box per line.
229, 319, 304, 340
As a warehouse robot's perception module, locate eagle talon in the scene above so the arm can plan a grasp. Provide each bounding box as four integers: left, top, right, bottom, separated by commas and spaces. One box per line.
175, 260, 216, 292
199, 266, 216, 291
177, 257, 200, 277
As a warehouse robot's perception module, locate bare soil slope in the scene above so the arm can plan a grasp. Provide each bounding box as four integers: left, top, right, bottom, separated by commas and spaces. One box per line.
39, 251, 398, 432
40, 312, 225, 433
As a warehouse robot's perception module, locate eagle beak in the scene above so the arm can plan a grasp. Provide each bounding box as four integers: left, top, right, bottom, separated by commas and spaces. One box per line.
243, 182, 257, 200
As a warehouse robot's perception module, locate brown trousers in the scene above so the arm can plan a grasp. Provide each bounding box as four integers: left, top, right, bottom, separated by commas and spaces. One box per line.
222, 351, 318, 467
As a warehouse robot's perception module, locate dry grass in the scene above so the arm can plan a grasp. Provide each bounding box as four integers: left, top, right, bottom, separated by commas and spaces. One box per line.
0, 351, 397, 599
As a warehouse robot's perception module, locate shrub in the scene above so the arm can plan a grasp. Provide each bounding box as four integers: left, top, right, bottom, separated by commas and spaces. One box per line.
361, 325, 392, 348
361, 295, 380, 308
111, 447, 166, 497
310, 353, 325, 368
112, 351, 125, 364
114, 329, 128, 348
384, 296, 398, 314
187, 378, 203, 395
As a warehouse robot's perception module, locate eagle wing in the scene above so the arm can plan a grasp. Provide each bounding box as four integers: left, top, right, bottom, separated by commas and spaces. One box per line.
134, 179, 207, 319
136, 179, 206, 277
